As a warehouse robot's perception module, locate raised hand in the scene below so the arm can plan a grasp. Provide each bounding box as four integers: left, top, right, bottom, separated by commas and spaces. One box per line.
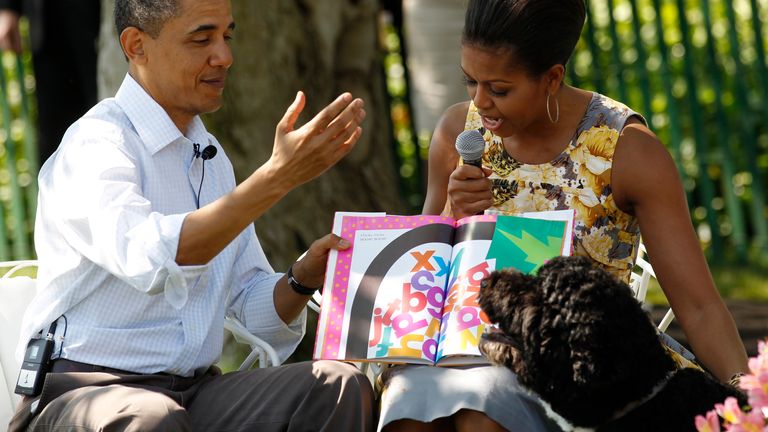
268, 91, 365, 189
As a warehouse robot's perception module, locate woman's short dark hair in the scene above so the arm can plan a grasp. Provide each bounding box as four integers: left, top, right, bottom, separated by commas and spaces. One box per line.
115, 0, 182, 38
462, 0, 586, 77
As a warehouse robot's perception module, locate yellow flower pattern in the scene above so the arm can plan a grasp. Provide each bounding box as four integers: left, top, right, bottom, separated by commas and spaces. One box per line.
467, 93, 644, 282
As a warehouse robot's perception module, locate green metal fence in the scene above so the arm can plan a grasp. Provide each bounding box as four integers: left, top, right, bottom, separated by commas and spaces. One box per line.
570, 0, 768, 264
0, 52, 37, 260
388, 1, 767, 266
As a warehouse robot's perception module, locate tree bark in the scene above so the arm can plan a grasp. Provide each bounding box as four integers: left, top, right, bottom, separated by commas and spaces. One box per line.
98, 0, 404, 270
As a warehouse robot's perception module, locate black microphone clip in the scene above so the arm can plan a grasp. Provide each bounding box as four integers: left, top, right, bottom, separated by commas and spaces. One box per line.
193, 143, 217, 161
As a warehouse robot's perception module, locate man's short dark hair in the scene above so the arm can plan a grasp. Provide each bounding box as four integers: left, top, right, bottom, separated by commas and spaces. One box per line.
115, 0, 182, 38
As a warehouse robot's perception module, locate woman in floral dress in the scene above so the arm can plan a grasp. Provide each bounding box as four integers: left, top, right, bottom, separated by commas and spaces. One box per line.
379, 0, 749, 431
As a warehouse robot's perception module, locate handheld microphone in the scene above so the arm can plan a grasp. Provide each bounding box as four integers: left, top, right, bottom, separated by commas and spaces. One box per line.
455, 129, 485, 168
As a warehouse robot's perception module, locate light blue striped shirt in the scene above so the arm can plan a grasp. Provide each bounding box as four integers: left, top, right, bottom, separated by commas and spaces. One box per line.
17, 74, 305, 376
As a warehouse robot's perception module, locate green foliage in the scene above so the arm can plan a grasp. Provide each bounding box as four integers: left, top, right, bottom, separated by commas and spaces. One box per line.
389, 0, 768, 264
0, 20, 37, 261
645, 263, 768, 305
573, 0, 768, 263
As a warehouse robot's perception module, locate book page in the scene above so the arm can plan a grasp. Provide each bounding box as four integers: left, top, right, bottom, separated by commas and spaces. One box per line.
314, 211, 384, 357
437, 213, 571, 362
517, 209, 576, 255
314, 214, 455, 363
436, 215, 497, 362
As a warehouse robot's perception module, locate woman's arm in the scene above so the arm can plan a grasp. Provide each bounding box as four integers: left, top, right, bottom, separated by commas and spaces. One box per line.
612, 121, 748, 382
423, 102, 493, 218
423, 102, 469, 215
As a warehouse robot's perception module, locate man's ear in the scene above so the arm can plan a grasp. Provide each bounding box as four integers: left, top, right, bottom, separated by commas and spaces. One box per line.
120, 27, 147, 64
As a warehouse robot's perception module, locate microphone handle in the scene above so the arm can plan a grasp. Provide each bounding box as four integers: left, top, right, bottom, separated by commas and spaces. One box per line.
462, 158, 483, 168
460, 157, 488, 215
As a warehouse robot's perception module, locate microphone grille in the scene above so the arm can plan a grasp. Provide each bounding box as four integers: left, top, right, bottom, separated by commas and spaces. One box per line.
455, 129, 486, 161
201, 145, 218, 160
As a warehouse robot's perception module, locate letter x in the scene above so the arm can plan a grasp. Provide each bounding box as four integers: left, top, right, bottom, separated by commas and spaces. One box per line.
411, 250, 436, 272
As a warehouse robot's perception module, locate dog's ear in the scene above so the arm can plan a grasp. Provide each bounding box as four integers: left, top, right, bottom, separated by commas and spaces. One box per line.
478, 269, 538, 330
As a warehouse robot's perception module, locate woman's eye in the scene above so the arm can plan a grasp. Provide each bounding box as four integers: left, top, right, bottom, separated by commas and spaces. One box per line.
489, 88, 508, 97
462, 77, 477, 87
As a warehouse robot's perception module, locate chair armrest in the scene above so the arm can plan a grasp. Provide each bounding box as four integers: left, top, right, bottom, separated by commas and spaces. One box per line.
223, 315, 281, 370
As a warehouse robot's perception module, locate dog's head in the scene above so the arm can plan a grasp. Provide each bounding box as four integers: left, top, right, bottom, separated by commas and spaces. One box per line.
478, 256, 676, 426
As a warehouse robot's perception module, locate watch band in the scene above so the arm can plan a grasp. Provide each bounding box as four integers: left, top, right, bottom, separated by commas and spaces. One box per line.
287, 264, 321, 296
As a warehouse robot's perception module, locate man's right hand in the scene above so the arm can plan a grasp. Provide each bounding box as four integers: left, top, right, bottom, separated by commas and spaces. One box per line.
268, 91, 365, 189
0, 10, 22, 55
447, 164, 493, 219
177, 91, 364, 266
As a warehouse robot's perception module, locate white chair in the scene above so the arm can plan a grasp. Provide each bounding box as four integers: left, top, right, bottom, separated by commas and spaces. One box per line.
0, 260, 283, 427
629, 243, 675, 332
0, 260, 38, 428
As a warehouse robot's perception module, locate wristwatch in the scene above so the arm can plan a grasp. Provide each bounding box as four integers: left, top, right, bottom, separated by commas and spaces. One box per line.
287, 264, 321, 296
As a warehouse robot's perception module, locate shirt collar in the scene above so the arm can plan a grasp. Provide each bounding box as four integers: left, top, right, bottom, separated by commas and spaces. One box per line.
115, 73, 210, 154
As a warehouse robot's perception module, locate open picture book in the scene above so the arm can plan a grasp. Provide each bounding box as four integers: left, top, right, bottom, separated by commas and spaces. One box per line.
312, 209, 575, 366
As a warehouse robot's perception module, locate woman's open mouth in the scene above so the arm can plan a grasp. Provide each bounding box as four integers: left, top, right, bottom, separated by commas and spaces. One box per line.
481, 115, 504, 132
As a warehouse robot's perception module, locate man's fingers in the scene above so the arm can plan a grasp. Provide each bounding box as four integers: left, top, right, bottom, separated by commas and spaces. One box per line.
320, 99, 365, 140
324, 126, 362, 165
327, 233, 350, 250
307, 93, 355, 131
276, 91, 305, 134
306, 234, 351, 260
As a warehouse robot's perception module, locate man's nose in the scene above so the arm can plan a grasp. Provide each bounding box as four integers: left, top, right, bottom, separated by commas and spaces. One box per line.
211, 39, 233, 69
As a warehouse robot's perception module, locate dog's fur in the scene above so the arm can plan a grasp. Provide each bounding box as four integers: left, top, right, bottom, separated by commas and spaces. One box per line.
478, 256, 745, 431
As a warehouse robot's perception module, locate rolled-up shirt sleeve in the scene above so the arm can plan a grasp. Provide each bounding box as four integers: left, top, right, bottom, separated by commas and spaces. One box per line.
227, 228, 306, 363
43, 122, 205, 309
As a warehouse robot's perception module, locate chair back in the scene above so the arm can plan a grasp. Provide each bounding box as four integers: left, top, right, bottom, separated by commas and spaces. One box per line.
629, 244, 675, 331
0, 260, 38, 427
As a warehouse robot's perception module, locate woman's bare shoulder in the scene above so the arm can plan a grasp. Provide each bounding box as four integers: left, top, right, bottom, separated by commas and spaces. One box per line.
613, 122, 682, 211
432, 101, 471, 150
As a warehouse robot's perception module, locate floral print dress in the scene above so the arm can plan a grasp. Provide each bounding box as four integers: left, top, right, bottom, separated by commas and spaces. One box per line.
466, 92, 643, 283
467, 94, 700, 368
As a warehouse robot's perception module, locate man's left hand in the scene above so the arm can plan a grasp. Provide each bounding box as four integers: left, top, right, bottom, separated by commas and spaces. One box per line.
291, 234, 350, 291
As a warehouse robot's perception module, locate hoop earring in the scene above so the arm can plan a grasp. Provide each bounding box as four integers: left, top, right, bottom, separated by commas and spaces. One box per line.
546, 92, 560, 124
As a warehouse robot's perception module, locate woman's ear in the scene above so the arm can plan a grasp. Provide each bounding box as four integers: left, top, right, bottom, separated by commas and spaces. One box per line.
119, 27, 147, 64
545, 64, 565, 95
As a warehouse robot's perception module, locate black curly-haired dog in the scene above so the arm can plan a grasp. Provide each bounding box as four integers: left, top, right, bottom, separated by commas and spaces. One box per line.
478, 255, 744, 431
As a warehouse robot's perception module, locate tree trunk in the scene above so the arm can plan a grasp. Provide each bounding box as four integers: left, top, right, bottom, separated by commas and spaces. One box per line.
403, 0, 467, 137
98, 0, 404, 271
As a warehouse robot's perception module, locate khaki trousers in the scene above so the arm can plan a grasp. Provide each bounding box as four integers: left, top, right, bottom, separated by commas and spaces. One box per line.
9, 359, 374, 432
